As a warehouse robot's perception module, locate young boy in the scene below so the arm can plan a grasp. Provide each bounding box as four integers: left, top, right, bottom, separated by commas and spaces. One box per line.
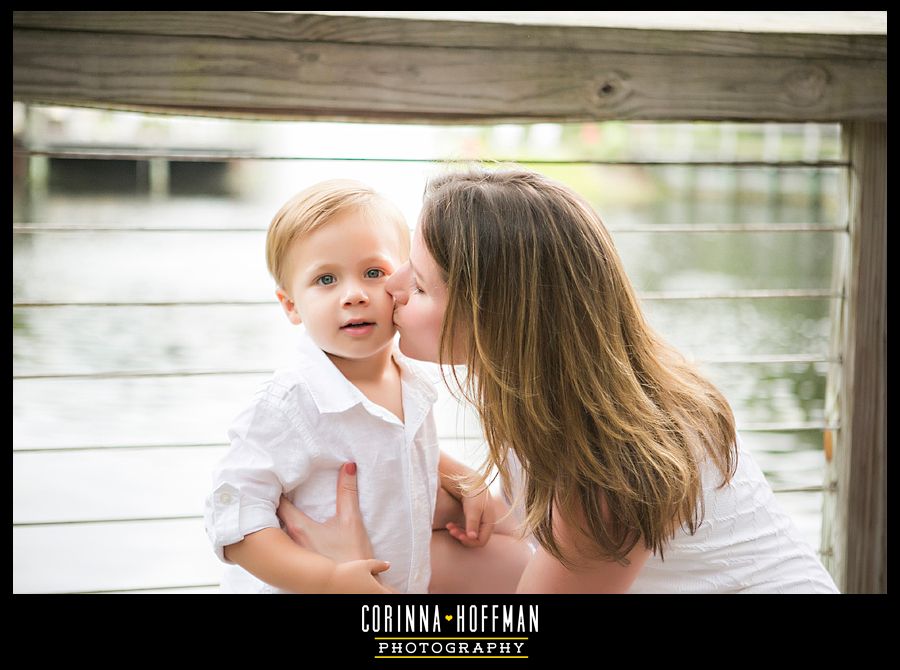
203, 179, 491, 593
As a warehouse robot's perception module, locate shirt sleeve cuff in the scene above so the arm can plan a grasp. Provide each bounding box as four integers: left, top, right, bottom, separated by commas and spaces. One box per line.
204, 482, 281, 565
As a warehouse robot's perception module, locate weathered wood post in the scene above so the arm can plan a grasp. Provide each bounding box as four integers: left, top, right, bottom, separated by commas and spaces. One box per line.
822, 121, 887, 593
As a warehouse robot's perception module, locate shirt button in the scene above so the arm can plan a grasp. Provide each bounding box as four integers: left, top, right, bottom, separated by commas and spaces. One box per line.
219, 492, 233, 505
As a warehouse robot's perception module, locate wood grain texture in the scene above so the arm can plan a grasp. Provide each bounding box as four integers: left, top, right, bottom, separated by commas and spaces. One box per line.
821, 122, 886, 593
13, 16, 886, 123
12, 11, 887, 59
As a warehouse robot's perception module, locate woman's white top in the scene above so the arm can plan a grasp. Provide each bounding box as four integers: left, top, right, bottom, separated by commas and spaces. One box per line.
505, 434, 840, 593
204, 326, 441, 594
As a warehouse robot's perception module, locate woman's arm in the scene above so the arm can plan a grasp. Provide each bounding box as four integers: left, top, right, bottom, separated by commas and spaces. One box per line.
516, 543, 650, 593
516, 494, 651, 594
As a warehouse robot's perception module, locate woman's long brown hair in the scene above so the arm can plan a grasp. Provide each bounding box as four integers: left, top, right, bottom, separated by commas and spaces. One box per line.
421, 167, 737, 566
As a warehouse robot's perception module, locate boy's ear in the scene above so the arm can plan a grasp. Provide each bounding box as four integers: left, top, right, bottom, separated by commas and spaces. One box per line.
275, 288, 302, 325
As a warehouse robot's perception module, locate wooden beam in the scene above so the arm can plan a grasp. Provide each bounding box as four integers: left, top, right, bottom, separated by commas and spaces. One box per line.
11, 11, 886, 59
13, 11, 886, 123
822, 122, 886, 593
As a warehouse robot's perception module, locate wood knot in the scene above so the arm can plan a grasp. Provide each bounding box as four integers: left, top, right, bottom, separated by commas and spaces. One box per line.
784, 65, 829, 106
591, 73, 628, 106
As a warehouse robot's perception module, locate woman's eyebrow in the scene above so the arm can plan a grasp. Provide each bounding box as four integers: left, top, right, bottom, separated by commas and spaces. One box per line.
408, 258, 421, 278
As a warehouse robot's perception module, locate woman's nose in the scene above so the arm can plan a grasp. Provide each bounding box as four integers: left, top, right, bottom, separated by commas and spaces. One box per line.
385, 265, 408, 304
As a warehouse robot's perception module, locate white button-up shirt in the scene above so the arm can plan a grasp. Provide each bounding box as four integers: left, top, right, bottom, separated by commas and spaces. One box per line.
204, 325, 440, 593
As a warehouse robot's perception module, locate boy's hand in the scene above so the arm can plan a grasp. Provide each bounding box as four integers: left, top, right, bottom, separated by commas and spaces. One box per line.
432, 485, 465, 530
327, 559, 395, 594
445, 485, 495, 548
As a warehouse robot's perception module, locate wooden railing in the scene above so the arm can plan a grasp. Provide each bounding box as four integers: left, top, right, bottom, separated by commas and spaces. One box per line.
13, 11, 886, 593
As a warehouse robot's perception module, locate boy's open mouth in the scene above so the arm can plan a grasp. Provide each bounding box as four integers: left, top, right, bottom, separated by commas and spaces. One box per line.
341, 320, 375, 330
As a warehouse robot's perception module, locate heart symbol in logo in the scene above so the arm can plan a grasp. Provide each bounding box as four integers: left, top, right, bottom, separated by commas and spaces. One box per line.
444, 614, 453, 621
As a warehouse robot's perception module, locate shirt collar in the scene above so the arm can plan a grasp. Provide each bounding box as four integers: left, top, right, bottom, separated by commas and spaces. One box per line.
293, 325, 438, 415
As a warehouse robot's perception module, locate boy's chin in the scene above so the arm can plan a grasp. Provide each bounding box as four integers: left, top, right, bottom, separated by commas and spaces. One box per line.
326, 337, 396, 360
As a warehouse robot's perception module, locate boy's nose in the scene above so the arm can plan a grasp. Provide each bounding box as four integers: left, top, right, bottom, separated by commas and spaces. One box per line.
342, 285, 369, 305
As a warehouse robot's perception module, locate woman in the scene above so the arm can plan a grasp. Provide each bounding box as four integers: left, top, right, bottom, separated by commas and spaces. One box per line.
277, 167, 839, 594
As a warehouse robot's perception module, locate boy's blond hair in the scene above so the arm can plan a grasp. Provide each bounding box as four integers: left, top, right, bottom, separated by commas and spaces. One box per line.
266, 179, 410, 291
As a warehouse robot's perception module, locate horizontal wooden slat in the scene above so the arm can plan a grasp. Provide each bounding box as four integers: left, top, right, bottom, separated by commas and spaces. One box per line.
13, 438, 490, 525
15, 443, 226, 453
13, 230, 272, 303
14, 300, 274, 306
13, 19, 886, 122
698, 355, 834, 364
13, 518, 222, 593
750, 448, 828, 489
12, 443, 826, 524
14, 159, 846, 229
12, 374, 485, 449
12, 228, 837, 303
12, 114, 845, 165
13, 362, 836, 379
11, 375, 262, 449
12, 434, 490, 593
12, 12, 886, 59
14, 446, 226, 524
9, 423, 840, 454
99, 585, 220, 594
8, 290, 844, 307
12, 299, 832, 377
641, 289, 840, 300
12, 490, 827, 593
739, 422, 837, 433
12, 224, 850, 234
13, 372, 829, 453
14, 148, 852, 169
15, 157, 432, 229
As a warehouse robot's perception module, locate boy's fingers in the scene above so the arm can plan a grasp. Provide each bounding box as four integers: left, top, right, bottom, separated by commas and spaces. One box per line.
446, 523, 474, 546
465, 514, 480, 539
336, 462, 362, 518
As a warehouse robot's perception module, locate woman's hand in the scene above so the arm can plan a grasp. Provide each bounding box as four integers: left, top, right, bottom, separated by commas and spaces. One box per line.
276, 462, 376, 564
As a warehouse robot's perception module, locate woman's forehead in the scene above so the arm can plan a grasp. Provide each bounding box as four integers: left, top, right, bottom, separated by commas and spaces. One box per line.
410, 225, 443, 289
409, 226, 427, 274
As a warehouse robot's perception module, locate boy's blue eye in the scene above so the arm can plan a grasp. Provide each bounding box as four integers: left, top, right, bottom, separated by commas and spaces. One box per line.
317, 274, 336, 286
366, 269, 386, 279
